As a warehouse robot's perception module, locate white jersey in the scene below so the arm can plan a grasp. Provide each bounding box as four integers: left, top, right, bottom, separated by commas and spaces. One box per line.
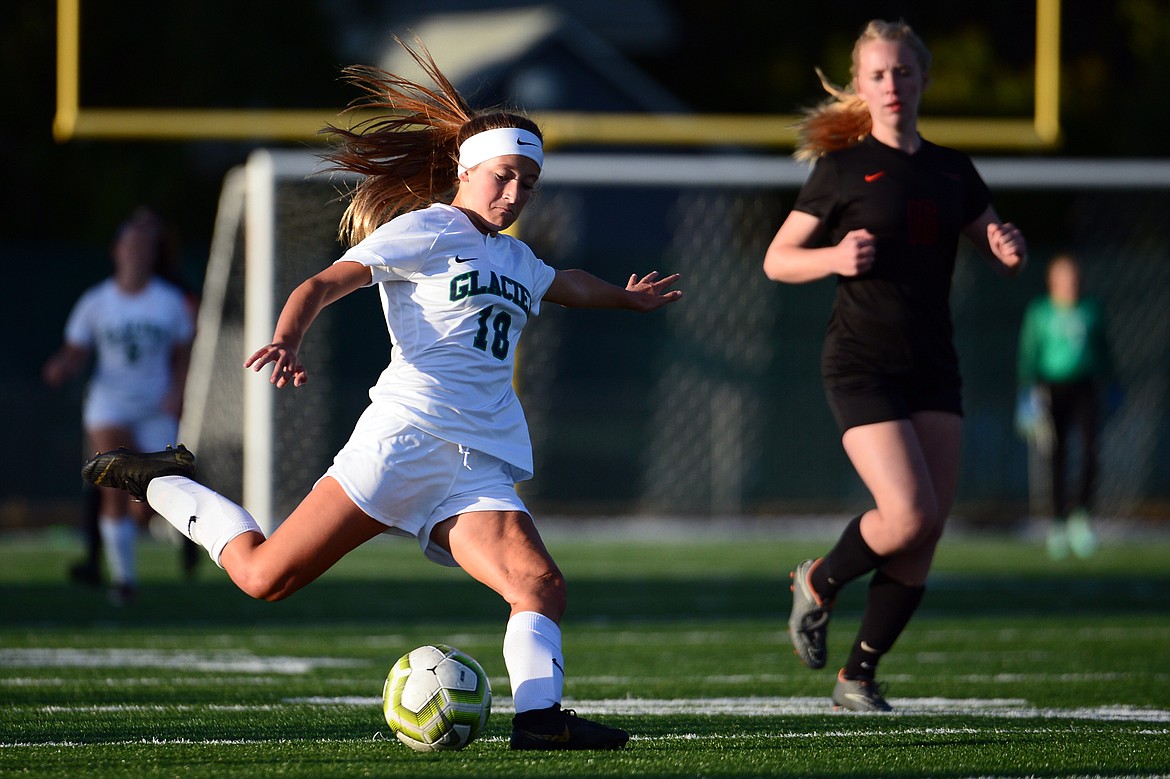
336, 203, 557, 479
64, 277, 195, 423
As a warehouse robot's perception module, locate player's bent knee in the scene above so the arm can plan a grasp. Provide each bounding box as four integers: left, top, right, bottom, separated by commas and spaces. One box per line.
229, 562, 301, 602
873, 505, 940, 551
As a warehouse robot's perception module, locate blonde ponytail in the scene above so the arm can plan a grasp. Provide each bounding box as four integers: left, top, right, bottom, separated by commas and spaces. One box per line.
793, 68, 872, 163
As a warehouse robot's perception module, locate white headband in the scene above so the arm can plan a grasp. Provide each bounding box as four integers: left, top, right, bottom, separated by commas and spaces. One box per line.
457, 127, 544, 175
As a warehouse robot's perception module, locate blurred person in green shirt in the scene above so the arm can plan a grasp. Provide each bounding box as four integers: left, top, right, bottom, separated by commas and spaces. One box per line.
1016, 253, 1115, 559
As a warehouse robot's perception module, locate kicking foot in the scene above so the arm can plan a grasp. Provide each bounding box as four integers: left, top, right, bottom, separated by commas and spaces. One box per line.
82, 445, 196, 502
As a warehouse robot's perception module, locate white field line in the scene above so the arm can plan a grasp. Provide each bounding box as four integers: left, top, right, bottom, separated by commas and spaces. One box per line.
285, 695, 1170, 722
7, 727, 1170, 750
0, 676, 290, 687
2, 738, 326, 748
6, 649, 1170, 724
0, 648, 364, 674
19, 696, 1168, 723
5, 648, 1164, 687
6, 720, 1170, 752
6, 671, 1161, 690
562, 672, 1170, 685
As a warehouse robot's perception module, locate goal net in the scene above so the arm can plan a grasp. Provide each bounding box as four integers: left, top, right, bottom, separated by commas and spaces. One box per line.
185, 149, 1170, 531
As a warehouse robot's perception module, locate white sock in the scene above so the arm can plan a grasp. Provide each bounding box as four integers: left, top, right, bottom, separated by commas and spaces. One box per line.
503, 611, 564, 713
99, 515, 137, 586
145, 476, 263, 568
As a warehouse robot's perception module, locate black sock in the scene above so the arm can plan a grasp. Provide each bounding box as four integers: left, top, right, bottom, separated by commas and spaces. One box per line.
843, 571, 925, 679
811, 514, 888, 600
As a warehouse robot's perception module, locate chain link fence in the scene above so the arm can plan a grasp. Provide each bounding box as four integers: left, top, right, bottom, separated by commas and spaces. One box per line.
186, 153, 1169, 527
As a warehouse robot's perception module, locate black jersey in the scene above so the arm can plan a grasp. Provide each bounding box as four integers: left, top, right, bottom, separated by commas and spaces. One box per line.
793, 135, 991, 381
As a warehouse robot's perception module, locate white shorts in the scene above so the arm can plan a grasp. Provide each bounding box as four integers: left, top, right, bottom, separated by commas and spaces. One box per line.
83, 385, 178, 451
323, 404, 530, 567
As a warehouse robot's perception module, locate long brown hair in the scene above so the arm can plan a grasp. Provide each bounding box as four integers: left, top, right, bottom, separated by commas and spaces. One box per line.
322, 36, 542, 246
113, 206, 183, 285
793, 19, 931, 163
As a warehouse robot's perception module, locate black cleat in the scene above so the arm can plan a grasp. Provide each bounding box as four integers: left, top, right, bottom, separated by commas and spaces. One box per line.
68, 560, 104, 587
82, 444, 196, 502
510, 704, 629, 750
107, 582, 137, 608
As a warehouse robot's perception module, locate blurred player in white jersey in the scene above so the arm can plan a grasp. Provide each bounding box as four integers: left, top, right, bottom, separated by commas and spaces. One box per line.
44, 208, 195, 604
83, 37, 680, 748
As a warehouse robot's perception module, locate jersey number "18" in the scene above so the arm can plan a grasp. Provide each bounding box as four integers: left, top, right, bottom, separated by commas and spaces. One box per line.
473, 305, 512, 360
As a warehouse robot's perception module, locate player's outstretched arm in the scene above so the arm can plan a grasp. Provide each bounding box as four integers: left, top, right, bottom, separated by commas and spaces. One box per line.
244, 261, 373, 388
544, 269, 682, 311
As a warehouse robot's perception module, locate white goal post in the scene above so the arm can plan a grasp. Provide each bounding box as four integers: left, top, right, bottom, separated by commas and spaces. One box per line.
184, 149, 1170, 531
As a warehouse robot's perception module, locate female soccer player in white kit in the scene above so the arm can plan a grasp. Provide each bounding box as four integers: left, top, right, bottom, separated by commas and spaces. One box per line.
44, 208, 195, 603
83, 38, 681, 749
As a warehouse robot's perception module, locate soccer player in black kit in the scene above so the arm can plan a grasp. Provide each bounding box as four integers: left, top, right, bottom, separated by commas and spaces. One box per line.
763, 19, 1027, 711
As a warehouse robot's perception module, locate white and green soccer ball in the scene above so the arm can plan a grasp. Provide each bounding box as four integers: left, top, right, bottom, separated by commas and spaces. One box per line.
382, 644, 492, 752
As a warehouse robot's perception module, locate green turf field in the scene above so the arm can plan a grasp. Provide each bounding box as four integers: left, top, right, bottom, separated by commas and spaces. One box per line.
2, 522, 1168, 778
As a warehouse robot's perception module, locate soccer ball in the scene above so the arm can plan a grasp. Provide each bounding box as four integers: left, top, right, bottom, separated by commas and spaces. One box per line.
382, 644, 492, 752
